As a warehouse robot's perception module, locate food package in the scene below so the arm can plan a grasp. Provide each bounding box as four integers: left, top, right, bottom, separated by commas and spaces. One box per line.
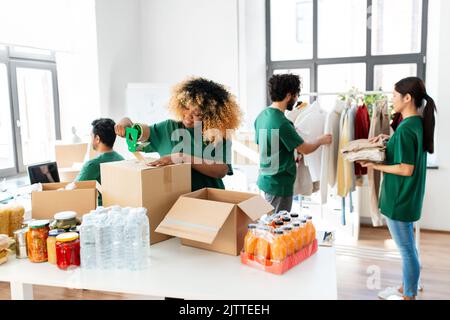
0, 204, 25, 237
0, 234, 9, 265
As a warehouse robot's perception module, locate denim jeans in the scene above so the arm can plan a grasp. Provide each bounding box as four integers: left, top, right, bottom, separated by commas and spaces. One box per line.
385, 217, 421, 298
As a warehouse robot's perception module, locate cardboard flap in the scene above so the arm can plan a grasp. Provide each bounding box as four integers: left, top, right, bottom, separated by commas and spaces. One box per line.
156, 197, 235, 244
237, 195, 274, 221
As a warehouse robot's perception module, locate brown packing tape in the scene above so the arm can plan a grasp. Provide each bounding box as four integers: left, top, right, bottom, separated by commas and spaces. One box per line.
164, 166, 173, 192
132, 152, 145, 162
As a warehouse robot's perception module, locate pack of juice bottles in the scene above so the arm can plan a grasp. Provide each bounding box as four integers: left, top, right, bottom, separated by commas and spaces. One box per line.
242, 212, 317, 262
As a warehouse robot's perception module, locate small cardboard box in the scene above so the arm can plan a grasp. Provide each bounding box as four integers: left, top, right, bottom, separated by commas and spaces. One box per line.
100, 159, 191, 245
156, 188, 274, 256
55, 142, 89, 168
31, 181, 98, 220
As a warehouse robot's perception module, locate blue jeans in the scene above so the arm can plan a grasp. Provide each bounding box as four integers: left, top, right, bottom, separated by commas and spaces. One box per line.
386, 217, 421, 298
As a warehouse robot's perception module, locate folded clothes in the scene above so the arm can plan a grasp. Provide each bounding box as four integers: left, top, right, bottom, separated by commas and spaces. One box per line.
341, 139, 387, 163
341, 139, 386, 153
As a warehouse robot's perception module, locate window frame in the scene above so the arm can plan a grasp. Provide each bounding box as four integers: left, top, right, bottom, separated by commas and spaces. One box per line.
266, 0, 429, 102
0, 46, 61, 177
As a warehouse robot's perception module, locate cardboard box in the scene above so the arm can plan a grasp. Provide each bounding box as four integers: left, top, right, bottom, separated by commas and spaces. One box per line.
31, 181, 98, 220
55, 142, 89, 168
156, 188, 274, 256
100, 159, 191, 245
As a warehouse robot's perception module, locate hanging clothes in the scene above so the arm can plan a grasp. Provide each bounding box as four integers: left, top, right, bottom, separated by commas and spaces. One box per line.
391, 113, 403, 132
294, 156, 313, 196
368, 99, 390, 227
347, 103, 358, 192
292, 101, 326, 196
336, 104, 353, 198
354, 104, 371, 176
320, 100, 345, 204
294, 101, 326, 182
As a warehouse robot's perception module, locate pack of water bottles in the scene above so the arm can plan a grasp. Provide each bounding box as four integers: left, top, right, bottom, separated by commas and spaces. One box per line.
79, 205, 150, 271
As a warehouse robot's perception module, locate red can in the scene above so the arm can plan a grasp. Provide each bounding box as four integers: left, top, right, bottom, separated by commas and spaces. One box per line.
55, 232, 80, 270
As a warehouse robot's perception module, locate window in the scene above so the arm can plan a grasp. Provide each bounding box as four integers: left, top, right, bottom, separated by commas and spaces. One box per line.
267, 0, 428, 107
0, 46, 60, 177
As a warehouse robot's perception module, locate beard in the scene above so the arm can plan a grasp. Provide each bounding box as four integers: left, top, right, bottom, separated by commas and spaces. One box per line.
286, 98, 297, 111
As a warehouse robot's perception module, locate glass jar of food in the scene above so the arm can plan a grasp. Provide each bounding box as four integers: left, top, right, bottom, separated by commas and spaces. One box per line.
49, 211, 80, 231
47, 229, 65, 265
56, 232, 80, 270
27, 220, 50, 263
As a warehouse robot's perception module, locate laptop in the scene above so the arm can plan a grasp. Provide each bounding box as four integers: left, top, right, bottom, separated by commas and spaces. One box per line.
27, 161, 60, 184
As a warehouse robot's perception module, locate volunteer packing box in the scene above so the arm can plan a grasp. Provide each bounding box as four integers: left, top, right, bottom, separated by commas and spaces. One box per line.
156, 188, 274, 256
100, 159, 191, 245
55, 142, 89, 182
31, 181, 98, 220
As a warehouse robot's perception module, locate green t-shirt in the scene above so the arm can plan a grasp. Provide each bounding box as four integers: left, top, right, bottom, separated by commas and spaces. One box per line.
379, 116, 427, 222
142, 119, 233, 191
254, 107, 304, 197
75, 151, 125, 205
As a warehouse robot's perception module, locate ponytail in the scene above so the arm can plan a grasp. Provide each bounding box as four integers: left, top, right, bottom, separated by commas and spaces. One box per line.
423, 94, 437, 154
395, 77, 437, 154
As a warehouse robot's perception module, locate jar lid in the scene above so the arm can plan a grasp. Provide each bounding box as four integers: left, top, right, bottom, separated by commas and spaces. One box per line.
54, 211, 77, 220
289, 213, 299, 218
56, 232, 79, 242
49, 229, 66, 237
29, 220, 50, 229
274, 229, 284, 235
247, 224, 258, 229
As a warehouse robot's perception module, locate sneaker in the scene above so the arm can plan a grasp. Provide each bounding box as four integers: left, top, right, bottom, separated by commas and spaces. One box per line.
378, 286, 402, 300
387, 295, 404, 300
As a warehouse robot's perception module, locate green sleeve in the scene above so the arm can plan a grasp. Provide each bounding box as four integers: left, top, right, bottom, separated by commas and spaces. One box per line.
75, 161, 99, 182
393, 128, 417, 165
279, 122, 304, 152
142, 120, 173, 153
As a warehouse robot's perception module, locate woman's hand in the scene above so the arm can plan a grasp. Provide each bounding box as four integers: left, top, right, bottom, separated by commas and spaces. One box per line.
115, 117, 133, 137
369, 134, 390, 143
146, 153, 184, 167
359, 161, 378, 170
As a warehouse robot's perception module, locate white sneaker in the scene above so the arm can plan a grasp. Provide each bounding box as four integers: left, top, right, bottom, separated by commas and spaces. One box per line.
378, 286, 402, 300
387, 295, 404, 300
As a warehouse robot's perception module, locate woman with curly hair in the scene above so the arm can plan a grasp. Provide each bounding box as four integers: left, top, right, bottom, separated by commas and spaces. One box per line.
115, 77, 242, 191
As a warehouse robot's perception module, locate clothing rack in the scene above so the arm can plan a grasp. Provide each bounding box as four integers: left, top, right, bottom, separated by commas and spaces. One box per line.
300, 90, 393, 97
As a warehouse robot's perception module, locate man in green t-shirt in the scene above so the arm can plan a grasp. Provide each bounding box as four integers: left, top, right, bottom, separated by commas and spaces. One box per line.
75, 118, 124, 205
254, 74, 332, 213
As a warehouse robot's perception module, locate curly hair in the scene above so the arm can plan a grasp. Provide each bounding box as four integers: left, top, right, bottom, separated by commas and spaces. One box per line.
168, 77, 242, 143
268, 74, 301, 102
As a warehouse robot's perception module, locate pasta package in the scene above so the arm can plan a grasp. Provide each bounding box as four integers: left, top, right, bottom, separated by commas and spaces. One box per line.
0, 204, 25, 237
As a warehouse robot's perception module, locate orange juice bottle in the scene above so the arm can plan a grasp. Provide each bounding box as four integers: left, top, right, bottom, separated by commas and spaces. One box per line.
282, 216, 291, 225
289, 213, 300, 223
305, 215, 316, 245
281, 226, 295, 256
291, 222, 302, 252
255, 226, 271, 261
299, 219, 308, 248
243, 224, 258, 256
270, 229, 287, 262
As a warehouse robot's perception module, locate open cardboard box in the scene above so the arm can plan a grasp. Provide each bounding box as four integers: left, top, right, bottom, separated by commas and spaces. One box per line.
156, 188, 274, 256
101, 159, 191, 245
31, 181, 98, 220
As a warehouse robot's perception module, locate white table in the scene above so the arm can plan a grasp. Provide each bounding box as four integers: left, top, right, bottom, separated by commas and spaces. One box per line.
0, 238, 337, 300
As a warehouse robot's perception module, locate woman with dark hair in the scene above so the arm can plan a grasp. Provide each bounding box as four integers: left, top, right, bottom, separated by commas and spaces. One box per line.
361, 77, 437, 300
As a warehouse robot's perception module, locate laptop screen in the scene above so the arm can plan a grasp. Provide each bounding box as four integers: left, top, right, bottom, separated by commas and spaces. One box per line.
28, 162, 60, 184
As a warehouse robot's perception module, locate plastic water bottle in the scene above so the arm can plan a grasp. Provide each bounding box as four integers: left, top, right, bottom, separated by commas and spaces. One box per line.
137, 208, 150, 266
80, 213, 97, 269
110, 209, 127, 269
95, 213, 113, 269
124, 210, 144, 270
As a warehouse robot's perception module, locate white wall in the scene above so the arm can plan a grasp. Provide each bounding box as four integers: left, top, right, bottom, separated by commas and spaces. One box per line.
421, 0, 450, 231
139, 0, 239, 104
95, 0, 142, 121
